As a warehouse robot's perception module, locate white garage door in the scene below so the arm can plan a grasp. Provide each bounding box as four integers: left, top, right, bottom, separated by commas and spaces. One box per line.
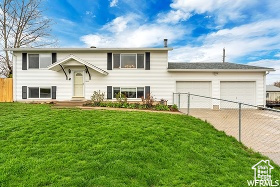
220, 81, 256, 108
176, 81, 212, 108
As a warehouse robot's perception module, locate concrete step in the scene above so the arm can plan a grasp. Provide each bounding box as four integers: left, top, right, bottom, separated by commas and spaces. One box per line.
54, 100, 89, 107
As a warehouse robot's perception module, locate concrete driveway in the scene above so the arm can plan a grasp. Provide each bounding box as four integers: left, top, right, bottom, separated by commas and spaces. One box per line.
180, 108, 280, 165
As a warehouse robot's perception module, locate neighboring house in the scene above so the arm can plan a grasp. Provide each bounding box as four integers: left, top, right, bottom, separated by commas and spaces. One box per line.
5, 40, 274, 108
266, 85, 280, 102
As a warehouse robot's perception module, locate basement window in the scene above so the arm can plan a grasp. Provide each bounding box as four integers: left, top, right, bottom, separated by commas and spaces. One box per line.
28, 87, 51, 98
113, 87, 144, 98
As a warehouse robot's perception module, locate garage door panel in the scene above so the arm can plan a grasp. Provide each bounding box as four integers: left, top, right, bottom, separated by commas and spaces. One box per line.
220, 81, 256, 108
176, 81, 211, 108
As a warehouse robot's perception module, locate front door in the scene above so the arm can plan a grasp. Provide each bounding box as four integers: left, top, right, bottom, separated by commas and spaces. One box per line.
74, 71, 84, 97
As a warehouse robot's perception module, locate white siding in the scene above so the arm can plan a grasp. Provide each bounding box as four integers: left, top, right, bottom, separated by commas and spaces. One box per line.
13, 51, 266, 106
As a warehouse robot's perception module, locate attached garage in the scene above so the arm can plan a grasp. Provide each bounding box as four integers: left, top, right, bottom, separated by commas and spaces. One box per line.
220, 81, 256, 108
176, 81, 212, 108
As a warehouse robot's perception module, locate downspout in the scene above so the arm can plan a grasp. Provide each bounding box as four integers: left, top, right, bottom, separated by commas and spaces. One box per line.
12, 52, 17, 101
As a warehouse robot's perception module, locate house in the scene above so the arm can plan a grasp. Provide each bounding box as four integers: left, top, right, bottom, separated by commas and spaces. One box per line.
5, 40, 274, 108
266, 85, 280, 102
252, 160, 274, 181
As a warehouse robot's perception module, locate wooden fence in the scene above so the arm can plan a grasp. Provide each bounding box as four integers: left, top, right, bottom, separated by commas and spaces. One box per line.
0, 78, 13, 102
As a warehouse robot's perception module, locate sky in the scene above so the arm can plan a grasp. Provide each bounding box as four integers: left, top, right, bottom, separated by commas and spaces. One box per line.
42, 0, 280, 84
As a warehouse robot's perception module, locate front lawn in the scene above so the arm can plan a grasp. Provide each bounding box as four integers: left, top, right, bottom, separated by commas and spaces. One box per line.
0, 103, 279, 186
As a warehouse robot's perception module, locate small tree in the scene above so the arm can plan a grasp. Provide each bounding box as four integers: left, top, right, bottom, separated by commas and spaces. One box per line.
91, 90, 105, 106
115, 92, 127, 104
0, 0, 56, 77
141, 94, 154, 108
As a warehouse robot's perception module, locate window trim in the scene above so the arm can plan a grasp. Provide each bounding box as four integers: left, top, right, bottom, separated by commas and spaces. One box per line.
113, 53, 145, 69
113, 87, 145, 99
28, 86, 52, 99
27, 53, 52, 70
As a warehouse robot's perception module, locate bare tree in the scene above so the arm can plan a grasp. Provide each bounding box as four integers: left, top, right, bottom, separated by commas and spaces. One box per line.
274, 81, 280, 88
0, 0, 56, 77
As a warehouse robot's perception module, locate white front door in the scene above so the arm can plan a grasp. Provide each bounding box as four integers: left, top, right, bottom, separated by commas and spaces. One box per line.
74, 71, 84, 97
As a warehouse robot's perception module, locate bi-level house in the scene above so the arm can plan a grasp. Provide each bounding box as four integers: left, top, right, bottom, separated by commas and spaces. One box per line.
6, 40, 274, 108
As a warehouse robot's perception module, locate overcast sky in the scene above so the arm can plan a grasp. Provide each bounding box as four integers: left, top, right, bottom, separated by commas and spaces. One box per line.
42, 0, 280, 84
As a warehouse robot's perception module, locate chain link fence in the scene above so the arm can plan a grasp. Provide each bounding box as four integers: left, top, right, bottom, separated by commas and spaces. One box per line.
174, 93, 280, 166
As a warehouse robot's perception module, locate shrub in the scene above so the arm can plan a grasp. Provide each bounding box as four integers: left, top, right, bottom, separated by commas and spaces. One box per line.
141, 94, 154, 108
155, 104, 170, 111
115, 92, 127, 104
170, 104, 178, 111
91, 90, 105, 106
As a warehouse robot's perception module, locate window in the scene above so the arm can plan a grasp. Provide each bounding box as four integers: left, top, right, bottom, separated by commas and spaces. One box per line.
121, 54, 136, 68
137, 54, 144, 68
113, 54, 144, 69
28, 87, 51, 98
28, 54, 39, 69
121, 88, 136, 98
113, 87, 120, 98
113, 87, 144, 98
28, 54, 52, 69
266, 93, 269, 98
40, 88, 51, 98
29, 87, 39, 98
137, 87, 144, 98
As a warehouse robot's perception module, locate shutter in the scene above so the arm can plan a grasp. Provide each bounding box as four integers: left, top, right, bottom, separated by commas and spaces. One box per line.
52, 86, 57, 99
52, 53, 57, 64
107, 86, 112, 99
145, 86, 150, 99
145, 52, 150, 70
107, 53, 112, 70
22, 53, 27, 70
22, 86, 27, 99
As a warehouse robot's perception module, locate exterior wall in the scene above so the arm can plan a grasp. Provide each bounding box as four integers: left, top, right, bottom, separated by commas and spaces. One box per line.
267, 92, 280, 101
13, 50, 266, 106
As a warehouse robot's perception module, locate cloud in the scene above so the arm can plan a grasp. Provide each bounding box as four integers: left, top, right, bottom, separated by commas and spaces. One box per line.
169, 19, 280, 62
80, 15, 186, 47
248, 60, 280, 84
110, 0, 118, 7
159, 0, 257, 25
157, 10, 191, 24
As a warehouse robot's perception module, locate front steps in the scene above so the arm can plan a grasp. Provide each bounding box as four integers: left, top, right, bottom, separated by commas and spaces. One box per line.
53, 99, 89, 107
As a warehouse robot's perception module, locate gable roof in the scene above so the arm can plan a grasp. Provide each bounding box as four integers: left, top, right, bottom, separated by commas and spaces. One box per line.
266, 85, 280, 92
48, 54, 108, 75
167, 62, 274, 72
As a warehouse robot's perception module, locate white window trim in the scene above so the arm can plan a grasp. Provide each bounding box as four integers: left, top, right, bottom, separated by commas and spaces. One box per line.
112, 53, 145, 69
27, 53, 52, 70
28, 86, 52, 99
113, 87, 145, 99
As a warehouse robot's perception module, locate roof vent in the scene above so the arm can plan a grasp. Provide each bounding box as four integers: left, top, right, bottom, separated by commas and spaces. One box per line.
164, 39, 168, 48
90, 46, 96, 48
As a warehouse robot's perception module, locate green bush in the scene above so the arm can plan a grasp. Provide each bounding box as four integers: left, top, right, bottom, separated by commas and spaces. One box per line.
170, 104, 178, 111
154, 104, 170, 111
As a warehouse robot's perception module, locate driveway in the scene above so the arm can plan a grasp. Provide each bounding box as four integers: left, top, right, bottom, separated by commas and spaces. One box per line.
180, 108, 280, 165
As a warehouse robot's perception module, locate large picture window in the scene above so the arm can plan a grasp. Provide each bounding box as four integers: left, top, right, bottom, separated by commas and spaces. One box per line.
28, 87, 51, 98
28, 54, 52, 69
113, 87, 144, 98
113, 54, 144, 69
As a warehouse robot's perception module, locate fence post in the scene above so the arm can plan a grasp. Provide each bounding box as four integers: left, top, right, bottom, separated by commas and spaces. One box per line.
178, 93, 181, 110
187, 92, 190, 115
239, 103, 242, 142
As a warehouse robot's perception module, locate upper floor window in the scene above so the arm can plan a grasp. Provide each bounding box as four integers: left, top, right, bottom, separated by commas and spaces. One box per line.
113, 54, 144, 69
28, 54, 52, 69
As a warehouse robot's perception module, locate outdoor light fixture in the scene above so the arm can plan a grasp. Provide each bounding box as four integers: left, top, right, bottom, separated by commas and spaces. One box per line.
68, 69, 71, 74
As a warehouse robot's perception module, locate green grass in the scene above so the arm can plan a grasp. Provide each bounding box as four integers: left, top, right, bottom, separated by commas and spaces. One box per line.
0, 103, 279, 187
